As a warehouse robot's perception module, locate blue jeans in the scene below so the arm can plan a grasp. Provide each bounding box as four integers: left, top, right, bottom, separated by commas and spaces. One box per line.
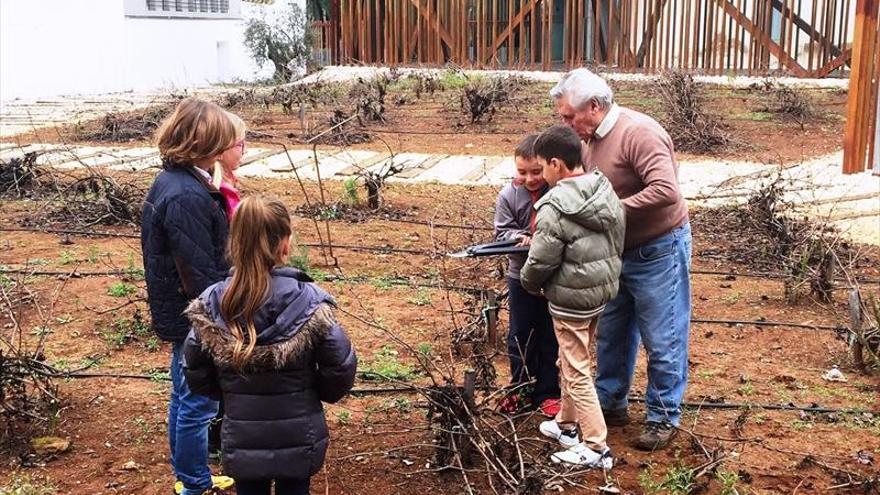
507, 277, 560, 404
169, 342, 219, 494
595, 223, 692, 426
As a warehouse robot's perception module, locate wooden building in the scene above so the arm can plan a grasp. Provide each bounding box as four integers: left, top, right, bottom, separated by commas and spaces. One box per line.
319, 0, 858, 77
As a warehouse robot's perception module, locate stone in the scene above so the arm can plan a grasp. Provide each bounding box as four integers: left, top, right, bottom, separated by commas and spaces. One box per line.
30, 436, 71, 456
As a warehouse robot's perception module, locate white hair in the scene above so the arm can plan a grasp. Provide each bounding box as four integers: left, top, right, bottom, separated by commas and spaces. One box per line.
549, 68, 614, 111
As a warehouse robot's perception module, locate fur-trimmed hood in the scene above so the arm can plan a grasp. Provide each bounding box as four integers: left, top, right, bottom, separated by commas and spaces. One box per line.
184, 267, 338, 371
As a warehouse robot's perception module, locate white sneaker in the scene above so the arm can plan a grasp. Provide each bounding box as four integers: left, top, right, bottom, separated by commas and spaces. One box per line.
539, 420, 580, 448
550, 443, 613, 470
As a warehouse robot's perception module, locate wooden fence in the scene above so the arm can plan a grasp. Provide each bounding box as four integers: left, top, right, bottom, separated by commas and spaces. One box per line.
843, 0, 879, 174
315, 0, 857, 77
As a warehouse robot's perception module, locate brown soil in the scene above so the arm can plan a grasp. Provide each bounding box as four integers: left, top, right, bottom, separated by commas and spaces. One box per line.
5, 80, 847, 166
1, 174, 878, 494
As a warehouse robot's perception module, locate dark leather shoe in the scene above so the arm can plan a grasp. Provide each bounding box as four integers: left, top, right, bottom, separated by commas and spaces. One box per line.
633, 421, 678, 451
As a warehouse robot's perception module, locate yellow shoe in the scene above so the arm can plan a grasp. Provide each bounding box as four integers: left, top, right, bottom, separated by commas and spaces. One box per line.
173, 476, 235, 494
212, 476, 235, 490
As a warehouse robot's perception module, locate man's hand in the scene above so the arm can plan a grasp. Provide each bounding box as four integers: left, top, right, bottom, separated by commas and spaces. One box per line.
516, 235, 532, 247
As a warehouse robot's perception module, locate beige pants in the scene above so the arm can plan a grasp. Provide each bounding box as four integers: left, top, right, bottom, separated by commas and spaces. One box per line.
553, 316, 608, 451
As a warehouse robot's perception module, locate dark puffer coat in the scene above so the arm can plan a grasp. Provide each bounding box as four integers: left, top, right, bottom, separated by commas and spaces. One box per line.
141, 165, 230, 342
183, 267, 357, 481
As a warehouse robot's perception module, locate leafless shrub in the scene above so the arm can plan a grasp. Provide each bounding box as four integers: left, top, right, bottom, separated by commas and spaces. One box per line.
656, 71, 730, 153
307, 110, 372, 146
752, 80, 819, 129
360, 155, 403, 210
0, 152, 46, 198
73, 99, 180, 142
459, 76, 522, 124
349, 76, 390, 122
694, 173, 858, 304
407, 73, 441, 99
0, 274, 60, 454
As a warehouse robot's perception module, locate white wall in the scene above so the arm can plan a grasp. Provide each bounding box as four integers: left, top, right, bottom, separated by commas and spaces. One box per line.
0, 0, 305, 101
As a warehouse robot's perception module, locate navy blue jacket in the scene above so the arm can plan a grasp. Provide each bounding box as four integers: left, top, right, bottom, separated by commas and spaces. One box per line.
182, 267, 357, 481
141, 166, 230, 342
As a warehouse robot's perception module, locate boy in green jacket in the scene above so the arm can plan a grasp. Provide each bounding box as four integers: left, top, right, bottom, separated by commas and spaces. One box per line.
520, 125, 625, 469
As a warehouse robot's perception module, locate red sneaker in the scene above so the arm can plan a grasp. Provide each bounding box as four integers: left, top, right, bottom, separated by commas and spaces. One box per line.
539, 399, 561, 418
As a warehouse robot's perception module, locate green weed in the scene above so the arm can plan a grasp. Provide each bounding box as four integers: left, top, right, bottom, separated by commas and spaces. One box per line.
408, 290, 432, 306
358, 345, 419, 382
343, 177, 359, 205
639, 464, 696, 495
102, 312, 150, 349
370, 277, 395, 290
59, 250, 76, 265
336, 411, 351, 425
0, 474, 56, 495
717, 470, 741, 495
107, 282, 137, 298
126, 253, 145, 280
287, 245, 310, 272
145, 336, 161, 353
416, 342, 434, 357
87, 246, 100, 264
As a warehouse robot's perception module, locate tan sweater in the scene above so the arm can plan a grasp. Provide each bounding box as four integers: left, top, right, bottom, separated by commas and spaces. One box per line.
582, 106, 689, 250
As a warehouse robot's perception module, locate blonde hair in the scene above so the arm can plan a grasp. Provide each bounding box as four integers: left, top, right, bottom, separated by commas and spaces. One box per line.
221, 196, 292, 369
213, 111, 247, 188
155, 98, 237, 168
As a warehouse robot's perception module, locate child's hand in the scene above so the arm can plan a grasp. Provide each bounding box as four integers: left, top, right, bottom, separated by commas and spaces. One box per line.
516, 235, 532, 247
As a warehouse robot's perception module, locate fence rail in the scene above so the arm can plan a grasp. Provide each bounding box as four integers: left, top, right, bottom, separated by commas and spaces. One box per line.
312, 0, 856, 77
843, 0, 879, 174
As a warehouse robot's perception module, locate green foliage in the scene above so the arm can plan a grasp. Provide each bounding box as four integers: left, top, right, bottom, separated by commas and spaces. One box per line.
243, 2, 313, 81
102, 311, 150, 349
59, 250, 76, 265
358, 345, 419, 382
335, 410, 351, 425
0, 474, 56, 495
287, 245, 310, 272
145, 336, 161, 353
438, 70, 470, 90
126, 254, 145, 281
416, 342, 433, 357
315, 204, 342, 220
716, 470, 741, 495
407, 290, 432, 306
87, 246, 100, 264
343, 177, 360, 206
0, 271, 13, 290
107, 282, 136, 298
370, 276, 395, 290
639, 464, 697, 495
148, 369, 171, 382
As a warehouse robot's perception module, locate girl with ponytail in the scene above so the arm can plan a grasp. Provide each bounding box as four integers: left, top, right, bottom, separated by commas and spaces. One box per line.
183, 196, 357, 495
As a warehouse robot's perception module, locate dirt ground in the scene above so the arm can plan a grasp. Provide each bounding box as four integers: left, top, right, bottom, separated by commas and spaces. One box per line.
7, 77, 847, 166
1, 170, 879, 495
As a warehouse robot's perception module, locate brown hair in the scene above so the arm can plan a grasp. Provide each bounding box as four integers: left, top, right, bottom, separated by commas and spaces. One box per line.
514, 134, 539, 160
213, 111, 247, 188
533, 125, 583, 171
155, 98, 237, 168
221, 196, 292, 369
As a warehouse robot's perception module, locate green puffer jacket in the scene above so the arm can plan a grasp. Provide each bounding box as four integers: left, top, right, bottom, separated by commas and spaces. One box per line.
520, 171, 625, 320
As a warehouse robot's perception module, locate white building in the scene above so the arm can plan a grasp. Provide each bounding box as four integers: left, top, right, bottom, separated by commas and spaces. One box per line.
0, 0, 306, 101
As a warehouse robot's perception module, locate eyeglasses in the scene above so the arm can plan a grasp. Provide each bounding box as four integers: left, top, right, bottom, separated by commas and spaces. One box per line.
230, 139, 246, 153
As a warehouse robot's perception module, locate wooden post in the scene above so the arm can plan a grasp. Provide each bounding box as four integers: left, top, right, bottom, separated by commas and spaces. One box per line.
483, 289, 499, 346
463, 369, 476, 403
849, 289, 865, 372
843, 0, 880, 174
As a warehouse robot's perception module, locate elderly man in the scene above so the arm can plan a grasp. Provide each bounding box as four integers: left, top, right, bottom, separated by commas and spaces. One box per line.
549, 68, 692, 450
